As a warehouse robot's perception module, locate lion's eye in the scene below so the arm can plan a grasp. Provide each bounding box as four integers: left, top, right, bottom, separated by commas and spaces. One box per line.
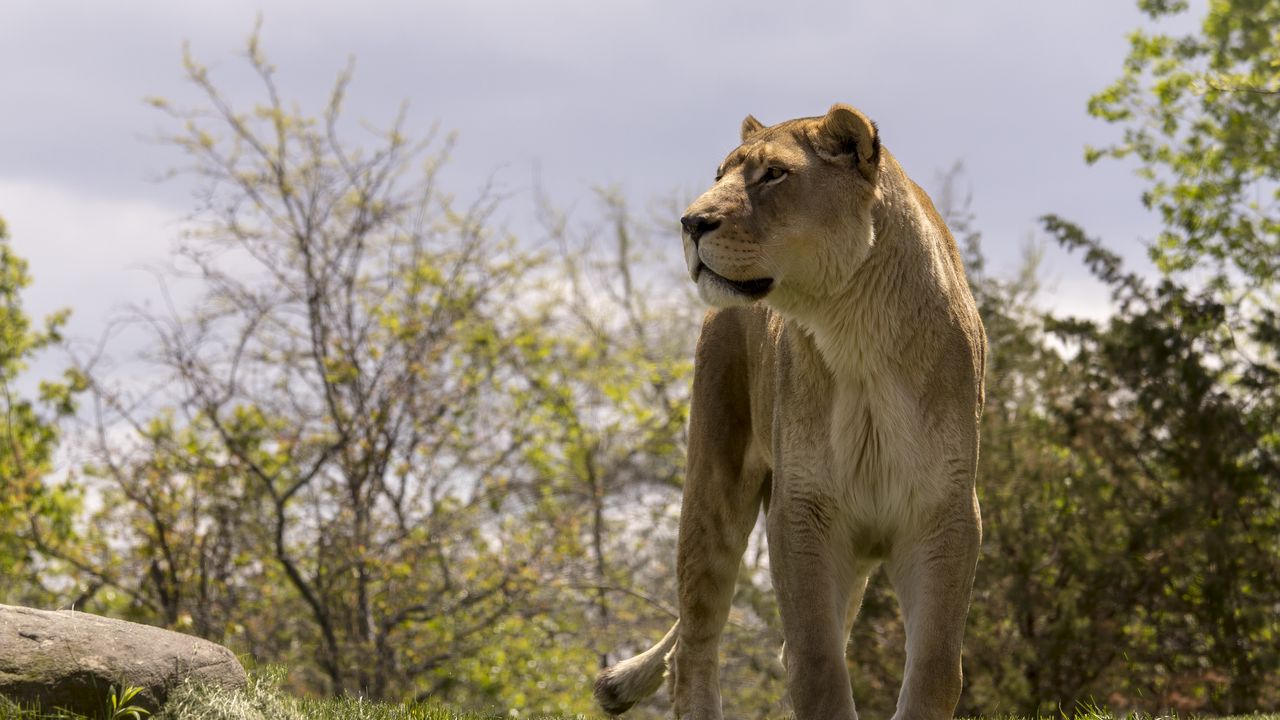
761, 166, 788, 184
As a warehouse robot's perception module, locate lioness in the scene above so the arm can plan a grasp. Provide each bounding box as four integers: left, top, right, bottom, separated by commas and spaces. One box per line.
594, 105, 986, 720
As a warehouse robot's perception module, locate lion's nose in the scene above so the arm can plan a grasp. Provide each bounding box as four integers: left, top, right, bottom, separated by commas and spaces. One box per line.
680, 214, 720, 244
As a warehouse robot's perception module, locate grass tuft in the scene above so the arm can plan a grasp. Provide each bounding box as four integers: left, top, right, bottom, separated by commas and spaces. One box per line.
154, 667, 302, 720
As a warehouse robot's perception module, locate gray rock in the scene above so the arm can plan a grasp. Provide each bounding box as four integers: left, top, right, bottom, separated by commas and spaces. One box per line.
0, 603, 246, 715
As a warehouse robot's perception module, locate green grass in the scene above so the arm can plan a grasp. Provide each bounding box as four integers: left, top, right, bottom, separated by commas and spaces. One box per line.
155, 668, 505, 720
3, 675, 1278, 720
0, 670, 551, 720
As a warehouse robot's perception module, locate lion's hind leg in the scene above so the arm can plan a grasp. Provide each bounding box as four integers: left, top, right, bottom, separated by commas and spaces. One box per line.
594, 309, 768, 718
667, 310, 771, 720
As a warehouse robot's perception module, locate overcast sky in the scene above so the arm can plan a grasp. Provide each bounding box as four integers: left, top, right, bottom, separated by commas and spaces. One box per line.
2, 0, 1202, 382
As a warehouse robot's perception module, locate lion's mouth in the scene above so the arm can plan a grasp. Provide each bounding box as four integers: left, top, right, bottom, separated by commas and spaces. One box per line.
696, 264, 774, 299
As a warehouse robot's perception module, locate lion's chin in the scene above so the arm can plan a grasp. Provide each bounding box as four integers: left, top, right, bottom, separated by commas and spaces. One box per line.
695, 266, 774, 306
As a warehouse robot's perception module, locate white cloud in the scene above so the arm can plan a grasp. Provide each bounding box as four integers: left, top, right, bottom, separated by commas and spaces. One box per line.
0, 179, 183, 356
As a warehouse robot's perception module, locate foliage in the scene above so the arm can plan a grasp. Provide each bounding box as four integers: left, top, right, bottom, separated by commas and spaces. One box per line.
1087, 0, 1280, 289
942, 0, 1280, 714
69, 27, 563, 703
1068, 1, 1280, 709
960, 218, 1280, 714
103, 687, 150, 720
0, 215, 85, 604
451, 187, 701, 717
1039, 218, 1279, 714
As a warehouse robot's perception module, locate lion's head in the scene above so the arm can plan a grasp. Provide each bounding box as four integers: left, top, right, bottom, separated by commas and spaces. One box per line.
680, 104, 882, 310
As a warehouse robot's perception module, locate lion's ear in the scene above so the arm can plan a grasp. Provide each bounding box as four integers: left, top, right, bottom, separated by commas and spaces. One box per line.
740, 114, 765, 142
815, 104, 880, 182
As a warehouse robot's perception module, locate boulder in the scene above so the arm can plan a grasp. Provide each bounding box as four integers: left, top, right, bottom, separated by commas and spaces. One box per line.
0, 604, 246, 715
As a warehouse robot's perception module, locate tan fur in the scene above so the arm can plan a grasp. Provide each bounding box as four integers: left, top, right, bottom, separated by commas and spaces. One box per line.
595, 104, 986, 720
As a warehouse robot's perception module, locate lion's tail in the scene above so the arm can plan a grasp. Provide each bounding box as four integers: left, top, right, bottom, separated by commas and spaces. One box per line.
593, 621, 680, 715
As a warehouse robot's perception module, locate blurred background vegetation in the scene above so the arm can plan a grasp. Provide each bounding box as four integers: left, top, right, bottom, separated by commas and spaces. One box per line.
2, 0, 1278, 717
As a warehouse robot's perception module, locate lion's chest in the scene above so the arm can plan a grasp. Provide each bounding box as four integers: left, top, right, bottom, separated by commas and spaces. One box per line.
768, 314, 954, 550
820, 374, 945, 543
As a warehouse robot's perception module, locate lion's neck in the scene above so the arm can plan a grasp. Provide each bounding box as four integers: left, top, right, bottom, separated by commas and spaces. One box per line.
786, 154, 959, 382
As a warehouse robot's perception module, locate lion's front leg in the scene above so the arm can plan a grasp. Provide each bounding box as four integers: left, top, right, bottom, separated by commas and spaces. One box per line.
767, 486, 860, 720
763, 322, 864, 720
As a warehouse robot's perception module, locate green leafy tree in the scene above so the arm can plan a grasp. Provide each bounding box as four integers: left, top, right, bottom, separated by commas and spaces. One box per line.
980, 0, 1280, 711
1039, 219, 1280, 714
1088, 0, 1280, 290
1085, 2, 1280, 708
0, 216, 85, 604
73, 31, 553, 701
